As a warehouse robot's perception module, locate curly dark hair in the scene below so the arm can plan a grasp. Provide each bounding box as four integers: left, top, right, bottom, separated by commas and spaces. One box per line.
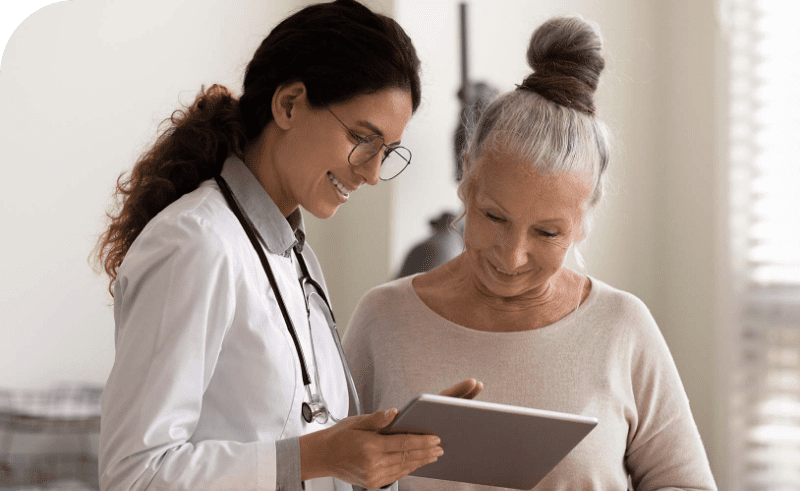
94, 0, 421, 295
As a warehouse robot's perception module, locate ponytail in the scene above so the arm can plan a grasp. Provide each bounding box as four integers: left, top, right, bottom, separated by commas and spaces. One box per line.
95, 84, 246, 295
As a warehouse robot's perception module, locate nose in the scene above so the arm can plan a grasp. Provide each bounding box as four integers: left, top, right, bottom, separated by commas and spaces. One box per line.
353, 153, 382, 186
495, 230, 529, 271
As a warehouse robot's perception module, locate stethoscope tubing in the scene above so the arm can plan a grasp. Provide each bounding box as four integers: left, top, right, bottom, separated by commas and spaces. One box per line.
215, 175, 362, 421
330, 318, 362, 417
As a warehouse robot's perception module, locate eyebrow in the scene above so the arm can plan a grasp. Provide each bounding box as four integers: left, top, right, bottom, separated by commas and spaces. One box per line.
482, 195, 566, 225
537, 218, 568, 225
354, 120, 401, 146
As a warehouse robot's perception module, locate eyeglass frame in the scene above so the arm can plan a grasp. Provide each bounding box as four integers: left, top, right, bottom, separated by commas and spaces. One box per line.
298, 273, 361, 424
325, 107, 412, 181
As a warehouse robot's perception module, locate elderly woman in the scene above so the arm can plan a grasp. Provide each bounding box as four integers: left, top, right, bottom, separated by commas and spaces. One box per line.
342, 15, 717, 491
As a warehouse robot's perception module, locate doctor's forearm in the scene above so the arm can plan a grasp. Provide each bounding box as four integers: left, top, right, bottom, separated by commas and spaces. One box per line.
298, 431, 328, 481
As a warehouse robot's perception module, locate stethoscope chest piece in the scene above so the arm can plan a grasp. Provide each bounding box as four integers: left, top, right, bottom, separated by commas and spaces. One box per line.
302, 400, 328, 424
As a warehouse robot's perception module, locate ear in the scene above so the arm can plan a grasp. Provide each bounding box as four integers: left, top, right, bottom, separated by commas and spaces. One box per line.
271, 81, 308, 130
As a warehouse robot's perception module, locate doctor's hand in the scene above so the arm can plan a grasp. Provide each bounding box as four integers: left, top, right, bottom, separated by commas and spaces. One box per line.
299, 408, 443, 489
439, 378, 483, 399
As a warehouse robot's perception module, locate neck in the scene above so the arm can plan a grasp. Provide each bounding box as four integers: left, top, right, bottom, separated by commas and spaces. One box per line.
449, 255, 580, 316
243, 124, 298, 218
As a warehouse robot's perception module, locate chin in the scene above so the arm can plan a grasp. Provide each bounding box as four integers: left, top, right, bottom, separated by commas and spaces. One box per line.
478, 262, 537, 300
472, 272, 521, 299
485, 282, 527, 300
305, 203, 339, 220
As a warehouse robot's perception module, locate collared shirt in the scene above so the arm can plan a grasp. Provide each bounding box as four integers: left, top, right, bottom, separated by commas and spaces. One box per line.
99, 156, 351, 491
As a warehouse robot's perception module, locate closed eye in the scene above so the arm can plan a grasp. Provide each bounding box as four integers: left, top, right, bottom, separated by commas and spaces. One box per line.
349, 130, 366, 143
486, 212, 506, 223
538, 230, 558, 238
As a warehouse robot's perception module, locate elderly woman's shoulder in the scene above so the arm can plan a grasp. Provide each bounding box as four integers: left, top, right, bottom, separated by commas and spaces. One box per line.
358, 274, 417, 307
347, 275, 419, 336
586, 277, 657, 326
585, 278, 680, 368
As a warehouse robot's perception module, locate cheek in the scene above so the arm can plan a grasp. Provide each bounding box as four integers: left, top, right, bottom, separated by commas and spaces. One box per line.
552, 248, 569, 267
463, 216, 494, 253
297, 126, 348, 173
545, 242, 574, 271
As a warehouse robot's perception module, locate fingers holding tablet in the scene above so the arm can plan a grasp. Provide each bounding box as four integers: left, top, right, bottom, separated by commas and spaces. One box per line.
312, 408, 444, 489
438, 378, 484, 399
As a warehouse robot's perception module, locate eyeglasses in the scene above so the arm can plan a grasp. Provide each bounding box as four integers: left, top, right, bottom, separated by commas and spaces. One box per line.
298, 273, 360, 424
325, 107, 412, 181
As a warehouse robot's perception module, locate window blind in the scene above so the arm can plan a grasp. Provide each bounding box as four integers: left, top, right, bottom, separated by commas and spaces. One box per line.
727, 0, 800, 489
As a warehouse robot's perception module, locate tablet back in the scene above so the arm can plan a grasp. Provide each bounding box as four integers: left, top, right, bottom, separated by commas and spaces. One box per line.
381, 394, 597, 490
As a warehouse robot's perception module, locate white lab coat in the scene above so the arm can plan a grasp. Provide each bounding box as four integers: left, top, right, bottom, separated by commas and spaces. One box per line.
99, 157, 352, 491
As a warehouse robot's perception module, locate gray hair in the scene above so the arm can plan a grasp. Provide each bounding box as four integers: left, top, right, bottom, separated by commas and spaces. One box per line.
457, 15, 611, 240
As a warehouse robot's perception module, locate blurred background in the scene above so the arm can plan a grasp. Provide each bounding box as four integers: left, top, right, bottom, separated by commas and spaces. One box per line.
1, 0, 798, 490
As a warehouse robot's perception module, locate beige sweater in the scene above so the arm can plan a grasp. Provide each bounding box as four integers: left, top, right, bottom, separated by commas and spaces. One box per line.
342, 275, 716, 491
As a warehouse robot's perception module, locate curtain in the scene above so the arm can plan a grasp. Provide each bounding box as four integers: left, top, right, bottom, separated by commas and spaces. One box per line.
727, 0, 800, 488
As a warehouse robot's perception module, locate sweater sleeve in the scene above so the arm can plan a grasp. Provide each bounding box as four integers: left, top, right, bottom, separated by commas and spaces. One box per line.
99, 214, 284, 491
623, 297, 717, 491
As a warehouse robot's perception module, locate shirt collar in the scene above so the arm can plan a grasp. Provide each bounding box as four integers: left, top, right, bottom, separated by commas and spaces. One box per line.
220, 155, 306, 257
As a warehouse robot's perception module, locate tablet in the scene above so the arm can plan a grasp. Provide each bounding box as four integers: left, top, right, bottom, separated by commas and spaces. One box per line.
379, 394, 597, 490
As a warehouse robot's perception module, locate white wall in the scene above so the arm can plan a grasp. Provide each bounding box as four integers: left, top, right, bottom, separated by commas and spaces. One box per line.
0, 0, 278, 388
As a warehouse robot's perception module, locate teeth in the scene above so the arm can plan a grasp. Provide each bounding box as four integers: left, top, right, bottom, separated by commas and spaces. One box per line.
495, 266, 520, 276
328, 173, 351, 197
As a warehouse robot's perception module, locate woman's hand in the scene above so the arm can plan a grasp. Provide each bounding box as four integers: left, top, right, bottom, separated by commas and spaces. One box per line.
439, 378, 483, 399
300, 409, 443, 489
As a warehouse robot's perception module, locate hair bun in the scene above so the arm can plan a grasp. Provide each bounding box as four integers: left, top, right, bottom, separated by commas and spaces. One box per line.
520, 16, 605, 115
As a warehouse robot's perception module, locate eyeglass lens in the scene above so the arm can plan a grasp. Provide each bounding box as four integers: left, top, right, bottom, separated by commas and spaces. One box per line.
349, 136, 411, 180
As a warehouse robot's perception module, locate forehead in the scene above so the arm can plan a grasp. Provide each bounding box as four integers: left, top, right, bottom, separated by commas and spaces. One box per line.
473, 149, 593, 218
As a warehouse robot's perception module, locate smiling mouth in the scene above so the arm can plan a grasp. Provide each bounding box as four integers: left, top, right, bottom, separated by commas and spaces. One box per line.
492, 263, 522, 276
327, 172, 354, 198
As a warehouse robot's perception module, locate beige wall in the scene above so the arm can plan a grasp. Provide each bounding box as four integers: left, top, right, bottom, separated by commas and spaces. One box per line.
651, 2, 729, 487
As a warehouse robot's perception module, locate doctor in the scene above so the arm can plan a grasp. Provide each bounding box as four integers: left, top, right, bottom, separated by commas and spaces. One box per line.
95, 1, 481, 490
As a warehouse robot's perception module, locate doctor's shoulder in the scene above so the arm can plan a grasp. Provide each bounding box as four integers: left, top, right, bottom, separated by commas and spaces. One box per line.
115, 181, 244, 283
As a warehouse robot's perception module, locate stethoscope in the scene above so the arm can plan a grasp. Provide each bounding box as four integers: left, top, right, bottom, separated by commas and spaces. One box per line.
215, 175, 362, 424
